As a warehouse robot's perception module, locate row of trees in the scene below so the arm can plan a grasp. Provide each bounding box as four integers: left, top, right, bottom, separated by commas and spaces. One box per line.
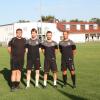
17, 16, 100, 25
42, 16, 100, 23
40, 16, 100, 25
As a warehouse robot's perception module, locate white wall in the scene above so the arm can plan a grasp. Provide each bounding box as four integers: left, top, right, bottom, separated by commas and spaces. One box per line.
41, 23, 62, 43
0, 24, 14, 43
93, 24, 98, 30
14, 22, 62, 43
0, 22, 87, 44
69, 34, 85, 43
65, 24, 70, 30
76, 24, 81, 30
14, 22, 38, 39
85, 24, 89, 30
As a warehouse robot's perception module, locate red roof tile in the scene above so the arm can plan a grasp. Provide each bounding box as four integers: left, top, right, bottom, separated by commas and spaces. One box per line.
57, 22, 100, 34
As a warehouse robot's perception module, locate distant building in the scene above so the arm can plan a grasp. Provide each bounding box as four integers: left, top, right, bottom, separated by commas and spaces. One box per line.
0, 22, 62, 44
57, 22, 100, 42
0, 21, 100, 45
0, 24, 14, 44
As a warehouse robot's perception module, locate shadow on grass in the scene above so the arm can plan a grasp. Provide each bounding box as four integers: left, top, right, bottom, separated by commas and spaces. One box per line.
0, 68, 29, 88
38, 71, 64, 88
57, 78, 74, 88
57, 89, 88, 100
0, 67, 11, 87
0, 68, 71, 88
21, 68, 27, 87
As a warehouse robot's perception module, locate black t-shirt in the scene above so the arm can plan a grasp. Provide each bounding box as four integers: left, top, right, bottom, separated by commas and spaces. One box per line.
41, 40, 58, 59
8, 37, 26, 59
26, 38, 41, 60
59, 39, 76, 60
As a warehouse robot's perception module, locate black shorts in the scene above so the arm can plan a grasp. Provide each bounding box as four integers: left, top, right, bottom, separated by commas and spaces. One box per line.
44, 58, 57, 73
10, 57, 24, 71
61, 58, 75, 71
26, 58, 40, 70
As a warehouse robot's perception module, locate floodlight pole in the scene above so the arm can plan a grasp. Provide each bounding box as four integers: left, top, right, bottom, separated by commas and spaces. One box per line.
40, 0, 42, 35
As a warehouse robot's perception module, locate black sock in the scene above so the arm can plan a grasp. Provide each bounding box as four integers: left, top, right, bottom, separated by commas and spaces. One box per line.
71, 74, 76, 85
63, 75, 67, 85
16, 82, 20, 87
14, 82, 18, 87
11, 82, 16, 88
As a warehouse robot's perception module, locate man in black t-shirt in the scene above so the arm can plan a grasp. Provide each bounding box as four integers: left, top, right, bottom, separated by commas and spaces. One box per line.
8, 28, 26, 91
41, 31, 58, 88
59, 31, 76, 88
26, 28, 41, 88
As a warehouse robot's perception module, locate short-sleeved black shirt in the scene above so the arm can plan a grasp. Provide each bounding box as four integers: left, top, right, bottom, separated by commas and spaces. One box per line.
26, 38, 41, 60
59, 39, 76, 60
41, 40, 58, 59
8, 37, 26, 59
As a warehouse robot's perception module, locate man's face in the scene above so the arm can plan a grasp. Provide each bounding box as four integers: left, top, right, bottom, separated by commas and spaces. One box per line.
16, 30, 22, 39
46, 32, 52, 40
63, 32, 69, 40
31, 31, 37, 39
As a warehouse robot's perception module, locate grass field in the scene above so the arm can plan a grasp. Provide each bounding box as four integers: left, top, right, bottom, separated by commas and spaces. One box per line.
0, 42, 100, 100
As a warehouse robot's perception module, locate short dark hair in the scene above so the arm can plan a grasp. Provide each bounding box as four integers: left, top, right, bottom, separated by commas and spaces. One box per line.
31, 28, 37, 34
63, 31, 69, 34
46, 31, 52, 35
16, 28, 22, 32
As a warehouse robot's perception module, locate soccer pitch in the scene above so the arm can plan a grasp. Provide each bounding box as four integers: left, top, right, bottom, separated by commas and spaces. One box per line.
0, 42, 100, 100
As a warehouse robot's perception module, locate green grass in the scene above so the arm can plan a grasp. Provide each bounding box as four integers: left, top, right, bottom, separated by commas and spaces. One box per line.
0, 42, 100, 100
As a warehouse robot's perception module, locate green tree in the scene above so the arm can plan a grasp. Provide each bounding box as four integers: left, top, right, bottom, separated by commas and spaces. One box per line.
41, 15, 55, 23
70, 18, 84, 22
89, 18, 100, 25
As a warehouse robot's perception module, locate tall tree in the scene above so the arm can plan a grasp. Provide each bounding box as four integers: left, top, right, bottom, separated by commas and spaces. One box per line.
40, 15, 55, 23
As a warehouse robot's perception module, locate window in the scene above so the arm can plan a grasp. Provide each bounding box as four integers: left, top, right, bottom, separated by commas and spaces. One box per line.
60, 36, 63, 40
89, 25, 93, 30
81, 25, 85, 30
70, 25, 76, 30
38, 27, 42, 34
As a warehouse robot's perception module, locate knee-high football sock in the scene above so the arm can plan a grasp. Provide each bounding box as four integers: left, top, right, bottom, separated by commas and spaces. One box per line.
71, 74, 76, 86
63, 75, 67, 85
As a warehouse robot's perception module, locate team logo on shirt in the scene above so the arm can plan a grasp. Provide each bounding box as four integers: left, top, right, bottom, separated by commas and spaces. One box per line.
51, 42, 55, 46
68, 42, 71, 45
36, 41, 39, 45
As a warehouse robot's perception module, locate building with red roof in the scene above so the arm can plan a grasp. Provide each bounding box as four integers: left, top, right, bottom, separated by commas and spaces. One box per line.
57, 22, 100, 42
